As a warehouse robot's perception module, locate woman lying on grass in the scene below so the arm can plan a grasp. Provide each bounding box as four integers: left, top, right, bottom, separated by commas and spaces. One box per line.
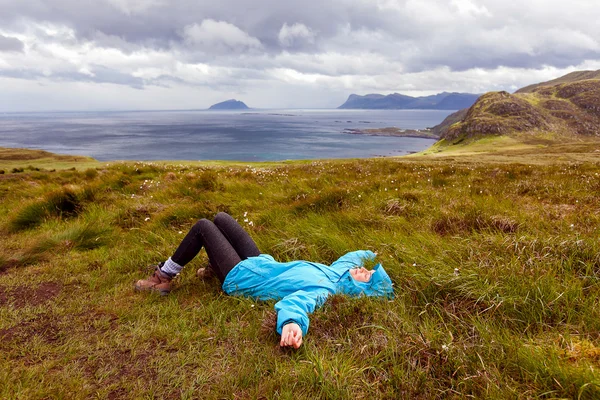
135, 212, 393, 349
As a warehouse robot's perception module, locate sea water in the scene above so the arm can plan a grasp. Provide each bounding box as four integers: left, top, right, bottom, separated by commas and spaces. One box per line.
0, 109, 454, 161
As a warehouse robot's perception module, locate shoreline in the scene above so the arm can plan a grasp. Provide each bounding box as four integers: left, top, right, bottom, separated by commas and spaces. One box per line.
343, 127, 439, 139
0, 146, 425, 171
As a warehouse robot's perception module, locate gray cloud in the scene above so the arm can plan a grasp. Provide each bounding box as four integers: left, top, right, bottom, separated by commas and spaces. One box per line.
0, 34, 24, 52
0, 0, 599, 110
1, 0, 598, 68
0, 65, 145, 89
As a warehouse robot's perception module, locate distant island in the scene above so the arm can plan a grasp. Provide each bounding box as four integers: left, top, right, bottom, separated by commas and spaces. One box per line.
337, 92, 480, 110
208, 99, 249, 110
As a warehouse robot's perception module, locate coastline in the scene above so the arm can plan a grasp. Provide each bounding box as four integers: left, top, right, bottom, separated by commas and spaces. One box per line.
343, 127, 440, 139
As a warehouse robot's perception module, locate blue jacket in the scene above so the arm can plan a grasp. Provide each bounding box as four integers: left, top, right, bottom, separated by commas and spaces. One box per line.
221, 250, 394, 336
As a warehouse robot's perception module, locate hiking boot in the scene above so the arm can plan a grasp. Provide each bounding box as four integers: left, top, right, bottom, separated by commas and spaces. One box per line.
196, 264, 215, 280
135, 263, 173, 296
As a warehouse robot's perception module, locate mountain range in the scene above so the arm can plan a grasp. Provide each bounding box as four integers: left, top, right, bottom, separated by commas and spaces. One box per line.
337, 92, 480, 110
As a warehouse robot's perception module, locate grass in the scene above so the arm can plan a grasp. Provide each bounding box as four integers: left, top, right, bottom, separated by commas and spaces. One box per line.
1, 143, 600, 399
0, 147, 100, 172
415, 135, 600, 165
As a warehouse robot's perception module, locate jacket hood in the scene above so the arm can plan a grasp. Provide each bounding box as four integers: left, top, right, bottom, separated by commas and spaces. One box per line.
336, 263, 394, 298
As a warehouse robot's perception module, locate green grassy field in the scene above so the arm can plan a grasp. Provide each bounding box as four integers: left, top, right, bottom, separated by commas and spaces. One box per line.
1, 142, 600, 399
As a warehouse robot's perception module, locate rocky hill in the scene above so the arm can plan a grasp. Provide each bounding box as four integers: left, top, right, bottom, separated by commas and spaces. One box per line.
208, 99, 249, 110
338, 92, 479, 110
434, 70, 600, 141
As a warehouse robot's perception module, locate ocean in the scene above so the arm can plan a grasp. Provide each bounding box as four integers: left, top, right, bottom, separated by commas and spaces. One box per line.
0, 109, 454, 161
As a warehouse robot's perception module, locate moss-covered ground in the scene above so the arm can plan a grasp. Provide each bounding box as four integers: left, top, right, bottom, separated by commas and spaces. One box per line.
1, 143, 600, 399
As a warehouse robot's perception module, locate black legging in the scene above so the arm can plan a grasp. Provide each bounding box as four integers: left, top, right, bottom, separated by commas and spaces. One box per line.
171, 212, 261, 283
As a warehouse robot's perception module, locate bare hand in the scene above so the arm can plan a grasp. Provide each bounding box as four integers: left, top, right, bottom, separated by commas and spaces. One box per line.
280, 323, 303, 349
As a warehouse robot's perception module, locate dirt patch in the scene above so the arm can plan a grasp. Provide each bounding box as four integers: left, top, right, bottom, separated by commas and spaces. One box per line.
78, 310, 120, 335
76, 347, 158, 387
0, 281, 62, 308
107, 388, 128, 400
0, 313, 62, 347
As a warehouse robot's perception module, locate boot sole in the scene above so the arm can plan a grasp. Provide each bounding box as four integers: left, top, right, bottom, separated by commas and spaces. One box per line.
134, 284, 170, 296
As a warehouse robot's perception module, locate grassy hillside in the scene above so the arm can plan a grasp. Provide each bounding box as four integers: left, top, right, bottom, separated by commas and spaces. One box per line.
517, 70, 600, 93
1, 146, 600, 399
433, 71, 600, 145
0, 147, 99, 172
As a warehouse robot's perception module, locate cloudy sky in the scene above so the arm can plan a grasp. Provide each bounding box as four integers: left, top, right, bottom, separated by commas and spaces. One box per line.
1, 0, 599, 111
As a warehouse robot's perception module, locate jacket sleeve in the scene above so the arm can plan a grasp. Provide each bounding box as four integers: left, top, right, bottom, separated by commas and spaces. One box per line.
330, 250, 376, 269
274, 289, 330, 337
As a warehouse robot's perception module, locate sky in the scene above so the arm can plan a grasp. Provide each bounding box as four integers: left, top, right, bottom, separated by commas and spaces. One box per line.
0, 0, 599, 111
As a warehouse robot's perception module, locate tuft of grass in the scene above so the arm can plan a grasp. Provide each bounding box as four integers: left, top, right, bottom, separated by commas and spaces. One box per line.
293, 189, 351, 214
432, 210, 519, 235
5, 220, 112, 269
84, 168, 98, 179
7, 188, 83, 232
52, 220, 113, 251
7, 201, 49, 232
